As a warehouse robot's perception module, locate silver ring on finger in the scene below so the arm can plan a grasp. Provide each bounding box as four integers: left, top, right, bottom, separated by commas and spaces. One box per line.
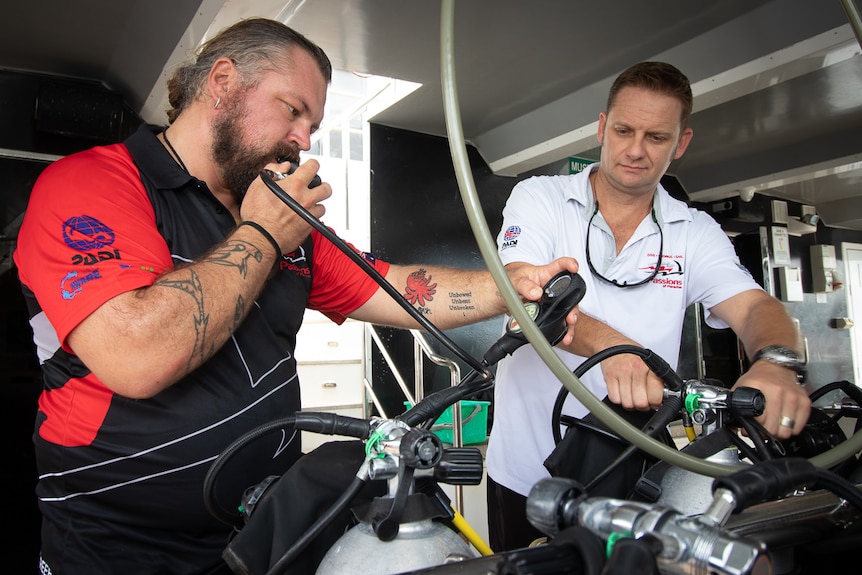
779, 415, 795, 428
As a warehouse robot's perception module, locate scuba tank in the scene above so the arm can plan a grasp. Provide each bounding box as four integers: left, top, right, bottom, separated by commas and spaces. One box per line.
316, 419, 485, 574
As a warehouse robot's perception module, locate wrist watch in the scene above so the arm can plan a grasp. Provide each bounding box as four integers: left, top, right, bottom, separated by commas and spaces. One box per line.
750, 345, 806, 382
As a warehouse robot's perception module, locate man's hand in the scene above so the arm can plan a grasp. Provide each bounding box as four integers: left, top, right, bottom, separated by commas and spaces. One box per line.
559, 312, 664, 409
709, 290, 811, 440
602, 354, 667, 411
241, 158, 332, 254
505, 258, 580, 345
733, 361, 811, 439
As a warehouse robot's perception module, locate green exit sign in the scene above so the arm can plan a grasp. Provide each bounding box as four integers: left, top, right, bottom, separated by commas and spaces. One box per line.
568, 156, 597, 174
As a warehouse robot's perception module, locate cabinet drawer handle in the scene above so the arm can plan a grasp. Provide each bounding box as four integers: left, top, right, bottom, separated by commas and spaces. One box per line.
322, 382, 337, 388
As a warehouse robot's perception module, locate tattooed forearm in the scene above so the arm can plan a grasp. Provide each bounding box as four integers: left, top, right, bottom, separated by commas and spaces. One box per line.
153, 269, 212, 372
232, 295, 245, 333
202, 240, 265, 277
448, 291, 476, 312
402, 268, 436, 316
401, 270, 480, 318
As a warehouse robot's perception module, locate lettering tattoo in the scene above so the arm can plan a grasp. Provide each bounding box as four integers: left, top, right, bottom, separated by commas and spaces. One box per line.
448, 290, 476, 313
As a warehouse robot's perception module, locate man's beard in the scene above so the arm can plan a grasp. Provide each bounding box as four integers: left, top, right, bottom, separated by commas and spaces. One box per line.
211, 96, 300, 199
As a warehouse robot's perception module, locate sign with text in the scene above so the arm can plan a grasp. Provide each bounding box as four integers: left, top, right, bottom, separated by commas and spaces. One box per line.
568, 156, 597, 174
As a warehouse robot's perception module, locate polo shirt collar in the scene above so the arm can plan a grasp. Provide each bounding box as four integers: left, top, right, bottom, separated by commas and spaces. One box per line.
654, 181, 694, 226
569, 162, 693, 226
125, 124, 196, 191
570, 163, 598, 224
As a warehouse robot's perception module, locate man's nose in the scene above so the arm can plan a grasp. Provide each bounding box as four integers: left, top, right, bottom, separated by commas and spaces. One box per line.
287, 123, 313, 151
626, 136, 646, 158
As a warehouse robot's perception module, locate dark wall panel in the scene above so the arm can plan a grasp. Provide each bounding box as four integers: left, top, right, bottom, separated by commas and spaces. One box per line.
369, 124, 518, 417
0, 69, 142, 574
0, 70, 142, 157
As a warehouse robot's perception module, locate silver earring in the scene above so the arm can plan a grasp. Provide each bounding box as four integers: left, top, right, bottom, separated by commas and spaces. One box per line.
214, 96, 221, 109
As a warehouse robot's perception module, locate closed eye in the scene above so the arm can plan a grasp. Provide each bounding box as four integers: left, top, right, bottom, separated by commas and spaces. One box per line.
647, 133, 671, 144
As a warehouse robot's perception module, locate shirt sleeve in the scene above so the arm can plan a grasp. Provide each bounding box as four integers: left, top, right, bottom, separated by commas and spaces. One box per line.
684, 210, 764, 328
306, 229, 390, 323
13, 145, 172, 346
496, 177, 561, 266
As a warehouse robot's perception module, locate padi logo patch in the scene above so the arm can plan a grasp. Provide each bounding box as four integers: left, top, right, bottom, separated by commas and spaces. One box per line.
60, 268, 103, 300
72, 249, 122, 266
63, 215, 115, 251
501, 225, 521, 250
63, 215, 123, 265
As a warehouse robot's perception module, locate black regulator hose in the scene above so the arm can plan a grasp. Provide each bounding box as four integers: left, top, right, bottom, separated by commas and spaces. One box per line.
551, 345, 683, 444
203, 413, 372, 526
260, 170, 493, 382
602, 534, 663, 575
583, 394, 684, 492
543, 345, 687, 493
808, 379, 862, 405
809, 380, 862, 432
265, 471, 369, 575
713, 457, 862, 513
402, 368, 492, 429
734, 417, 781, 462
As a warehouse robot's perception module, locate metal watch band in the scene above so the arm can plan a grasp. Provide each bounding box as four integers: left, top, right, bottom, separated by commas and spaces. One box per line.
750, 345, 806, 382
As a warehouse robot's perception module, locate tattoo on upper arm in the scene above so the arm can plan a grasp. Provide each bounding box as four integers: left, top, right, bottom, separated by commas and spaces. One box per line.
403, 269, 437, 314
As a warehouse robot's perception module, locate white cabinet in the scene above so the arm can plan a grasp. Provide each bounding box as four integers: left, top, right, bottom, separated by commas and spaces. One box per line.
295, 320, 364, 363
297, 362, 364, 408
295, 312, 367, 451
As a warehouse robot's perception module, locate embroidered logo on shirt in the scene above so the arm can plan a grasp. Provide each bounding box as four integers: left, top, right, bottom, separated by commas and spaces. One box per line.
63, 215, 124, 266
280, 246, 310, 277
60, 268, 103, 300
63, 215, 115, 251
357, 249, 377, 264
501, 226, 521, 250
650, 255, 685, 288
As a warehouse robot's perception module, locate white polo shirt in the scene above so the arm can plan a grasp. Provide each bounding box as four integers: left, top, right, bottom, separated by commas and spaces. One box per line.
486, 164, 762, 496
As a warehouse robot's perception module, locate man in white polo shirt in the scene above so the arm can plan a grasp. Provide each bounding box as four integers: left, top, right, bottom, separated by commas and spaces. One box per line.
485, 61, 811, 552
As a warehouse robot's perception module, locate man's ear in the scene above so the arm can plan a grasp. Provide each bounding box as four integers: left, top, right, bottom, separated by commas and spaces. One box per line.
673, 127, 694, 160
207, 57, 236, 107
597, 111, 608, 145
